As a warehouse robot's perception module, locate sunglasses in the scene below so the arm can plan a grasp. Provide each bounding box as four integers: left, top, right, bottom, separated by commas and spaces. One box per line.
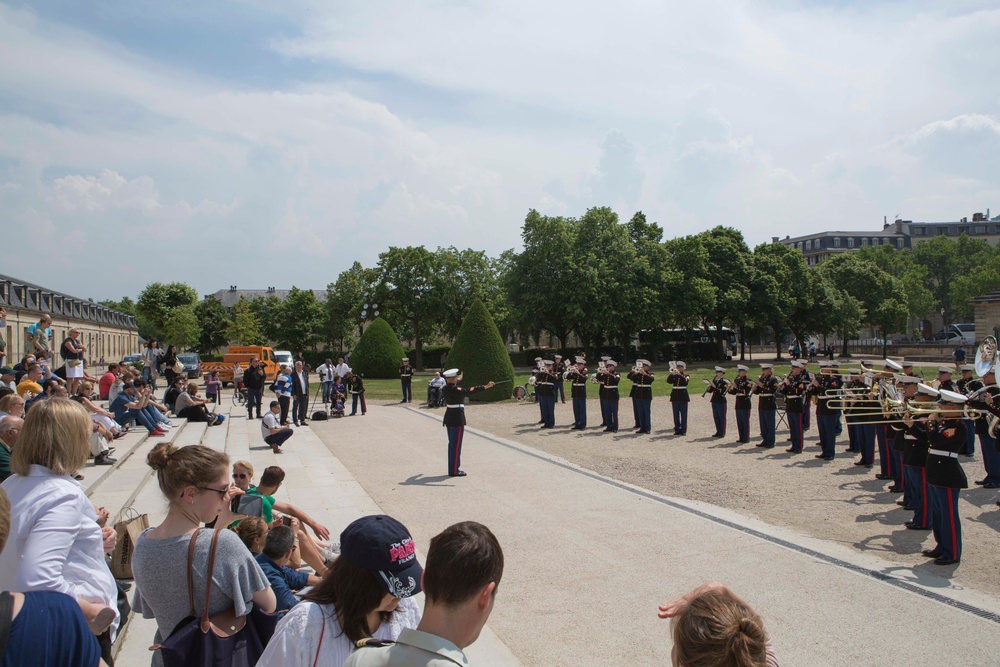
233, 473, 248, 479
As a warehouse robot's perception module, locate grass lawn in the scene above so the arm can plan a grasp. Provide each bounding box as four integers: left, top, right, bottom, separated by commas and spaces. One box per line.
310, 360, 869, 401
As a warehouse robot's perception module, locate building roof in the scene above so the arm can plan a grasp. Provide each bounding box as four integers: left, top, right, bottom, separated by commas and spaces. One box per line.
208, 287, 327, 309
972, 290, 1000, 304
0, 273, 137, 329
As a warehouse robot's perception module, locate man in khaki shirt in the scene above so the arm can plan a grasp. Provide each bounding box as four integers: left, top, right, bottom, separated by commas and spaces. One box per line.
344, 522, 504, 667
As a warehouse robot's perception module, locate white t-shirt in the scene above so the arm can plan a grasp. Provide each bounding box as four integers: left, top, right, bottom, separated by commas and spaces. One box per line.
334, 363, 351, 380
257, 597, 420, 667
317, 364, 333, 382
262, 411, 280, 439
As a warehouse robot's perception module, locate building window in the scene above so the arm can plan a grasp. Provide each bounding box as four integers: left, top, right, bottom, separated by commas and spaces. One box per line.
975, 226, 986, 234
896, 238, 903, 248
833, 237, 841, 248
847, 237, 855, 248
937, 228, 947, 235
959, 226, 969, 235
914, 227, 925, 236
805, 240, 812, 250
860, 237, 868, 246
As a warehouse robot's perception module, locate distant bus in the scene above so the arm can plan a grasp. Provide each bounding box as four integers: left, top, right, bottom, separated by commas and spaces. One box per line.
637, 327, 737, 362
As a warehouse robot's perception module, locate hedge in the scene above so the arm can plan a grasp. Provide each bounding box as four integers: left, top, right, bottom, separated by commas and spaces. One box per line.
405, 345, 451, 370
445, 300, 515, 402
350, 318, 405, 378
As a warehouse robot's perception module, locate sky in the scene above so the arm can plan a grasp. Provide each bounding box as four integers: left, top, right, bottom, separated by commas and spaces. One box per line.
1, 0, 999, 302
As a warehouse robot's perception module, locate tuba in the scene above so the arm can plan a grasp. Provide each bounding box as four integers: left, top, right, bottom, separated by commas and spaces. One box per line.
975, 336, 998, 378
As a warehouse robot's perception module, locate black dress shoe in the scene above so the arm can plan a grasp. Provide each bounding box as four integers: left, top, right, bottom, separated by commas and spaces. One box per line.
896, 500, 907, 506
814, 453, 826, 459
922, 549, 942, 558
854, 460, 867, 466
603, 428, 613, 432
845, 448, 858, 453
875, 474, 889, 480
984, 482, 1000, 489
975, 479, 986, 485
449, 471, 467, 477
785, 447, 799, 453
888, 486, 902, 493
756, 442, 769, 448
933, 556, 959, 566
902, 505, 915, 511
904, 522, 929, 530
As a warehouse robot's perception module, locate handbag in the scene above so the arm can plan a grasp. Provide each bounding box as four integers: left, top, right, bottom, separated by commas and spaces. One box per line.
110, 508, 149, 580
68, 359, 82, 367
172, 360, 185, 374
155, 528, 280, 667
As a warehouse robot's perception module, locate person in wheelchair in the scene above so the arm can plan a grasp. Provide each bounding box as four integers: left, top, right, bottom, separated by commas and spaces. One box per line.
330, 374, 347, 417
427, 371, 446, 407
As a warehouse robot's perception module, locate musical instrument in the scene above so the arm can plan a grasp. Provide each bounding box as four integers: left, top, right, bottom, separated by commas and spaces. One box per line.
975, 336, 998, 377
702, 378, 730, 397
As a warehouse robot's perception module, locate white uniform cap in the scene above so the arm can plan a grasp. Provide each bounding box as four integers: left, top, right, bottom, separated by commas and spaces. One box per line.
575, 357, 586, 364
443, 368, 460, 378
402, 357, 409, 362
901, 359, 913, 367
601, 356, 612, 361
939, 389, 968, 404
760, 363, 773, 370
960, 363, 975, 372
896, 375, 919, 385
714, 366, 725, 373
676, 361, 687, 368
555, 355, 563, 359
828, 361, 840, 368
737, 364, 749, 371
860, 360, 873, 369
544, 360, 554, 366
606, 360, 618, 367
937, 366, 953, 374
883, 359, 903, 371
916, 383, 940, 397
790, 361, 803, 368
534, 357, 542, 362
641, 359, 651, 367
818, 361, 830, 367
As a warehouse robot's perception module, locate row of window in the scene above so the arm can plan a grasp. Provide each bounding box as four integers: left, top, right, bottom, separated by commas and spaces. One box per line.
912, 225, 994, 236
793, 236, 905, 252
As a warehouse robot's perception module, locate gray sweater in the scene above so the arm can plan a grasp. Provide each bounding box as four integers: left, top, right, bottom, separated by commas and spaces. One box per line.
132, 527, 270, 667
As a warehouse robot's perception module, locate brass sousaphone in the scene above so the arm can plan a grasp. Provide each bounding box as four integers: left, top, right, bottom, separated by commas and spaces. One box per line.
973, 336, 1000, 438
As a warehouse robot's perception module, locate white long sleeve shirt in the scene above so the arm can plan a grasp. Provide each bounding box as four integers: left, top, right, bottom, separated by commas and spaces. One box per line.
0, 464, 120, 638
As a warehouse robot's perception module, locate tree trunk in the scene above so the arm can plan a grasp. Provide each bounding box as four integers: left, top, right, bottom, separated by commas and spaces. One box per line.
413, 318, 424, 370
738, 326, 746, 361
773, 327, 783, 360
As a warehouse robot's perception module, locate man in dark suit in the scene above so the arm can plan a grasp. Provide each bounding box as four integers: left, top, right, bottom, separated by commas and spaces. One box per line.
290, 360, 311, 426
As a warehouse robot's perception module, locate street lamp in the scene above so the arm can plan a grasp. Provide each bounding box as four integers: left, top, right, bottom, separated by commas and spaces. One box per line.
360, 296, 379, 336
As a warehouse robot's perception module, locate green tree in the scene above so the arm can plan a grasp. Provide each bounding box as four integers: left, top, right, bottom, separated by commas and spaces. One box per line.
350, 317, 405, 378
750, 243, 796, 358
161, 304, 200, 351
136, 282, 198, 340
278, 287, 325, 353
830, 292, 865, 356
99, 296, 136, 316
433, 247, 506, 340
698, 227, 752, 360
619, 212, 673, 350
446, 299, 515, 402
249, 295, 284, 345
663, 235, 716, 356
325, 262, 379, 351
375, 246, 441, 369
227, 298, 264, 346
194, 296, 231, 355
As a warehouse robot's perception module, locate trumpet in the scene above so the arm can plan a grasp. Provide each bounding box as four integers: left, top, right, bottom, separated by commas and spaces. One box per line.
904, 404, 982, 419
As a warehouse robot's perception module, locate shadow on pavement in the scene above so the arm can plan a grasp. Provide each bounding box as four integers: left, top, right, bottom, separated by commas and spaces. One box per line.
400, 474, 456, 487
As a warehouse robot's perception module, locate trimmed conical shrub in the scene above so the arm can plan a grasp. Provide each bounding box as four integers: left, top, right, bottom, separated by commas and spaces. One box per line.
351, 317, 405, 379
446, 299, 515, 402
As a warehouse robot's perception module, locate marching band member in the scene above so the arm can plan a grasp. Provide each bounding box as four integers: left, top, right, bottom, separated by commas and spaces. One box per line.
956, 363, 977, 457
811, 361, 843, 460
900, 383, 939, 529
888, 375, 921, 495
801, 361, 814, 434
782, 361, 807, 454
842, 368, 863, 454
875, 359, 902, 484
567, 357, 589, 430
753, 364, 779, 448
849, 373, 878, 468
936, 366, 956, 392
966, 364, 1000, 489
535, 360, 558, 429
598, 356, 612, 428
554, 354, 566, 404
919, 389, 969, 565
441, 369, 495, 477
628, 360, 655, 435
705, 367, 729, 438
729, 365, 752, 444
597, 360, 621, 433
533, 357, 544, 423
667, 361, 690, 436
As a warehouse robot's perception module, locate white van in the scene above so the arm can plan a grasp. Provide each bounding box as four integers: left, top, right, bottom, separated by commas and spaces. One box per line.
274, 350, 294, 368
933, 324, 975, 346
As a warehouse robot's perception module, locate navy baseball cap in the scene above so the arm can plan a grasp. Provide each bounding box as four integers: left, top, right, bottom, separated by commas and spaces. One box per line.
340, 515, 422, 598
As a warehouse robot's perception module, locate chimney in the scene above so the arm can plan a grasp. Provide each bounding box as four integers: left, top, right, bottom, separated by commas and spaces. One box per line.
772, 236, 779, 243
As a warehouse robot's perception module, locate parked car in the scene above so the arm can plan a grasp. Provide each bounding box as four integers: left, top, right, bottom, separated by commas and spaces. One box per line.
931, 324, 975, 346
121, 354, 141, 364
274, 350, 294, 368
177, 352, 201, 378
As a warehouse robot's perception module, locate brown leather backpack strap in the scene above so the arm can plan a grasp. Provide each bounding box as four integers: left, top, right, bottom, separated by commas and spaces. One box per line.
186, 528, 202, 617
313, 609, 326, 667
202, 528, 223, 624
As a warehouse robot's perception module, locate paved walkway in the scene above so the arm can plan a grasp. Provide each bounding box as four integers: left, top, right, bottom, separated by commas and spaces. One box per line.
309, 403, 1000, 666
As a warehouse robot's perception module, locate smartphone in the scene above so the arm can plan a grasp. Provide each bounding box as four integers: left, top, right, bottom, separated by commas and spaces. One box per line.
230, 494, 264, 517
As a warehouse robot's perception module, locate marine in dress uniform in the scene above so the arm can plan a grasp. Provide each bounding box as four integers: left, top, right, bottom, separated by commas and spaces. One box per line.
554, 354, 566, 404
921, 389, 969, 565
729, 365, 752, 444
627, 360, 655, 434
841, 368, 863, 453
888, 376, 921, 495
399, 358, 414, 403
811, 361, 844, 460
955, 363, 977, 457
874, 359, 902, 482
967, 367, 1000, 488
567, 357, 589, 430
597, 360, 621, 432
667, 361, 690, 435
347, 372, 367, 415
534, 361, 559, 428
900, 384, 939, 529
801, 365, 813, 433
441, 368, 494, 477
532, 357, 544, 422
781, 362, 807, 454
847, 372, 878, 468
753, 364, 779, 448
705, 367, 729, 438
598, 356, 612, 427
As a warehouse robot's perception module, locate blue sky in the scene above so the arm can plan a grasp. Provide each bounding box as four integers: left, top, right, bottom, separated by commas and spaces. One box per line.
1, 0, 998, 301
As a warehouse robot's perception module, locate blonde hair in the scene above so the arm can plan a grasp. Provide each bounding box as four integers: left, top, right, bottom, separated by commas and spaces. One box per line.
147, 442, 228, 501
0, 394, 24, 414
232, 460, 254, 478
78, 382, 94, 396
233, 516, 268, 553
11, 398, 91, 476
672, 588, 768, 667
187, 382, 199, 395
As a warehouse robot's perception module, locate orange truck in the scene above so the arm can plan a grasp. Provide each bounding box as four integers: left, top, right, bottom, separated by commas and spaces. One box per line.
200, 346, 280, 387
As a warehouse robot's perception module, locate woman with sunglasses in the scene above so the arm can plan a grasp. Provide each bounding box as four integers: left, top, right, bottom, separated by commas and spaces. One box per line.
131, 442, 276, 667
